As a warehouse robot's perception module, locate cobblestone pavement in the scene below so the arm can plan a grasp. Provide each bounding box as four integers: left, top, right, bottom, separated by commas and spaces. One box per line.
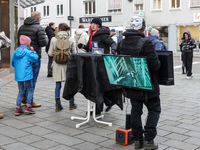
0, 52, 200, 150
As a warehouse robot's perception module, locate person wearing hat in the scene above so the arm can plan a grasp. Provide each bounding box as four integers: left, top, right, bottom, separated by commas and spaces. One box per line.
147, 26, 162, 51
12, 35, 39, 116
116, 16, 160, 150
74, 24, 89, 53
109, 29, 122, 45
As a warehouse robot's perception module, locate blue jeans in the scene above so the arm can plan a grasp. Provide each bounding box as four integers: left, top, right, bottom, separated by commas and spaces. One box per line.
22, 59, 41, 103
55, 82, 61, 98
17, 80, 33, 106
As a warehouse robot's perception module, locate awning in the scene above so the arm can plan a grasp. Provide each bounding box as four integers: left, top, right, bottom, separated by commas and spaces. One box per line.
20, 0, 45, 8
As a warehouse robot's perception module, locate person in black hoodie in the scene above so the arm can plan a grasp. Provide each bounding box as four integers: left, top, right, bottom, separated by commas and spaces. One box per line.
78, 17, 117, 114
180, 30, 196, 79
45, 22, 55, 77
116, 16, 160, 150
18, 11, 48, 107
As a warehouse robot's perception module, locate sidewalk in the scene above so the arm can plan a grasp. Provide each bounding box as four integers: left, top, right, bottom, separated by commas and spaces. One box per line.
0, 52, 200, 150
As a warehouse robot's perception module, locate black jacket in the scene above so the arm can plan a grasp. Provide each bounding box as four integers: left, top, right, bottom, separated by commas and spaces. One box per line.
84, 26, 117, 54
18, 17, 48, 59
180, 30, 196, 53
116, 29, 160, 100
45, 26, 55, 53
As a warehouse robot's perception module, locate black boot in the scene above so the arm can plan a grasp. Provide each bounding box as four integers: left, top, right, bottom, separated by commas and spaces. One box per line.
143, 140, 158, 150
55, 98, 63, 112
69, 97, 77, 110
134, 139, 143, 149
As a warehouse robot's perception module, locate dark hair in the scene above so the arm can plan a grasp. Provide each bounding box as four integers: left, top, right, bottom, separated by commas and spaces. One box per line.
79, 24, 85, 28
58, 23, 70, 31
49, 22, 55, 27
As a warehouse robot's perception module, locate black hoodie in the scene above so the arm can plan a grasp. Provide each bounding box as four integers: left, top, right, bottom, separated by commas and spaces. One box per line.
180, 30, 196, 53
84, 26, 117, 54
45, 26, 55, 53
18, 17, 48, 59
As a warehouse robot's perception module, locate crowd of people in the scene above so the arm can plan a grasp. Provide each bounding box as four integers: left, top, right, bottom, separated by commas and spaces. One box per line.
1, 10, 197, 150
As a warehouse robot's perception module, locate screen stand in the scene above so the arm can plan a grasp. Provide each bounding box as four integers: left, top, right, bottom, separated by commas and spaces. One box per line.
71, 100, 112, 128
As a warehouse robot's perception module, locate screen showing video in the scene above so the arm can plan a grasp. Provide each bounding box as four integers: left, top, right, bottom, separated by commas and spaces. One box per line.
103, 55, 153, 91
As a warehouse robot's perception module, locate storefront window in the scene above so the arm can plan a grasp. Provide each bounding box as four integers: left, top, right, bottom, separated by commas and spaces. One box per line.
177, 25, 199, 52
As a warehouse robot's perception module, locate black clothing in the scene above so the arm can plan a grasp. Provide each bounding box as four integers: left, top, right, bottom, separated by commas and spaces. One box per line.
180, 30, 196, 76
45, 26, 55, 53
47, 55, 53, 76
18, 17, 48, 59
84, 26, 117, 54
116, 29, 161, 141
116, 29, 160, 100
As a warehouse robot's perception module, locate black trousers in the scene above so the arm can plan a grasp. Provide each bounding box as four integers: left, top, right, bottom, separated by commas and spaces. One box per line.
130, 96, 161, 141
47, 55, 53, 75
183, 52, 193, 76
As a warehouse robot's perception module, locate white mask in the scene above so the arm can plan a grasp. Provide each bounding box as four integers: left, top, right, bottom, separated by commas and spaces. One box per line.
130, 16, 143, 31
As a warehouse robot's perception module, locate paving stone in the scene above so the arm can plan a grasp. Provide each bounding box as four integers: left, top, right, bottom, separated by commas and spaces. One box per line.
184, 137, 200, 146
159, 120, 181, 126
184, 131, 200, 138
0, 134, 16, 146
16, 134, 44, 144
47, 145, 76, 150
165, 133, 189, 141
43, 132, 83, 146
163, 140, 199, 150
0, 126, 29, 138
72, 141, 101, 150
1, 118, 34, 129
83, 126, 113, 137
1, 142, 39, 150
157, 129, 171, 136
158, 125, 189, 134
30, 139, 59, 149
177, 123, 200, 132
23, 126, 54, 136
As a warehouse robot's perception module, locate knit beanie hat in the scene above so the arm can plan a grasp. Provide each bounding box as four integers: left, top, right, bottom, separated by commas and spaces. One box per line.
91, 17, 102, 27
147, 26, 159, 36
20, 35, 31, 46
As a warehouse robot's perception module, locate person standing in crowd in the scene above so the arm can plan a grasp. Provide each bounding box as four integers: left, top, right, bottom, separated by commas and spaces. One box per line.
12, 35, 38, 116
180, 30, 196, 79
45, 22, 56, 77
110, 29, 122, 44
74, 24, 89, 53
48, 23, 77, 112
116, 16, 161, 150
18, 11, 48, 107
159, 37, 167, 51
78, 17, 117, 114
147, 26, 162, 51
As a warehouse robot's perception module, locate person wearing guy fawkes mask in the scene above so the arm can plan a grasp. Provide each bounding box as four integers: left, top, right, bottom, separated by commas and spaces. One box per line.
116, 16, 161, 150
180, 30, 196, 79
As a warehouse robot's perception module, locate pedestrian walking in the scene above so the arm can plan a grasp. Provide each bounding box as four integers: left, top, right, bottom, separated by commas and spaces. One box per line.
12, 35, 38, 116
116, 16, 161, 150
74, 24, 89, 53
147, 26, 162, 51
180, 30, 196, 79
78, 17, 117, 114
48, 23, 77, 112
18, 11, 48, 107
45, 22, 56, 77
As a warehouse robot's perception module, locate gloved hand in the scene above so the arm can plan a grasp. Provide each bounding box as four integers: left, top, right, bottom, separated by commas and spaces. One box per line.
182, 45, 189, 51
111, 50, 116, 55
78, 43, 84, 49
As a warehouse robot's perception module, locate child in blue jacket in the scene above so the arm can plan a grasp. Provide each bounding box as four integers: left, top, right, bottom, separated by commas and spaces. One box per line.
12, 35, 38, 116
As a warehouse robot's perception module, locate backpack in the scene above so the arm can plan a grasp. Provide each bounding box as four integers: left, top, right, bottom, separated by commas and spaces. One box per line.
53, 35, 71, 64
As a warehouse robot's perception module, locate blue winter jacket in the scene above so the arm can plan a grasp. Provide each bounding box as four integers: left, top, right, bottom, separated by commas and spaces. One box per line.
147, 35, 162, 51
12, 45, 38, 82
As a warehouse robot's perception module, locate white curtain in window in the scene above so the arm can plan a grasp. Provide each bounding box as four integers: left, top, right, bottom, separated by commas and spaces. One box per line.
108, 0, 122, 10
134, 0, 143, 4
190, 0, 200, 7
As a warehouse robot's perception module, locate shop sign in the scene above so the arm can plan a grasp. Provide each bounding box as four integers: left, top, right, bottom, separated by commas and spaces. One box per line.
68, 16, 74, 20
79, 16, 112, 23
193, 13, 200, 22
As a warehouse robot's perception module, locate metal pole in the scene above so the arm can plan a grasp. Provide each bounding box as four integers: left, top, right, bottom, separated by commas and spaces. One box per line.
69, 0, 71, 36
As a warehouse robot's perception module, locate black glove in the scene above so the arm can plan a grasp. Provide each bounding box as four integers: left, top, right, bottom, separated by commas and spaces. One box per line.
78, 43, 83, 49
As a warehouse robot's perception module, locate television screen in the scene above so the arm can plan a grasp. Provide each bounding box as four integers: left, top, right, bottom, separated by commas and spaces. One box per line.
102, 55, 153, 91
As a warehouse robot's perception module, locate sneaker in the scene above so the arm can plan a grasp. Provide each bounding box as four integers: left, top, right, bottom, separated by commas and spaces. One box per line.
143, 140, 158, 150
186, 74, 193, 79
25, 106, 35, 114
135, 139, 143, 149
15, 107, 24, 116
31, 102, 41, 107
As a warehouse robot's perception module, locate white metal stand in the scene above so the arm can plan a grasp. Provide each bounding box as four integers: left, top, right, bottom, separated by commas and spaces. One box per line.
71, 100, 112, 128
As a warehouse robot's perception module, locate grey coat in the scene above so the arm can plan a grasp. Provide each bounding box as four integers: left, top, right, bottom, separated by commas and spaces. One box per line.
48, 31, 76, 82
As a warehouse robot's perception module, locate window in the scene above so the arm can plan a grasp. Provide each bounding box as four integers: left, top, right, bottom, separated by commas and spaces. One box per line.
134, 0, 143, 11
171, 0, 180, 9
84, 0, 96, 15
152, 0, 161, 10
57, 4, 63, 16
43, 6, 49, 17
31, 7, 36, 13
108, 0, 122, 13
190, 0, 200, 8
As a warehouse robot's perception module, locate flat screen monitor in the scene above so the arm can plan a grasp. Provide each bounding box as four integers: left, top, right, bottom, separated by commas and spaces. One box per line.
156, 51, 174, 85
102, 55, 153, 91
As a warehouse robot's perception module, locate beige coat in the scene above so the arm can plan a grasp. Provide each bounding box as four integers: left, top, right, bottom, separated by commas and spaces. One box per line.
48, 31, 76, 82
